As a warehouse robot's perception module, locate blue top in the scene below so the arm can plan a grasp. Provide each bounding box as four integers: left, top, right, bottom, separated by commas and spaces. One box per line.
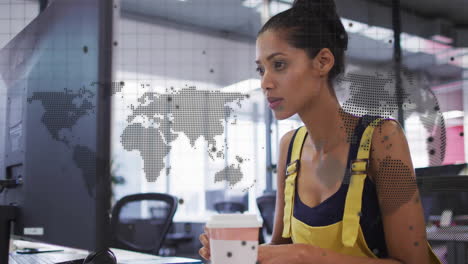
292, 116, 389, 258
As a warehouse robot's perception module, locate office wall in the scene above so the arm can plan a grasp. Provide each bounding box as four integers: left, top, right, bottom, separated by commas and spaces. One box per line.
0, 0, 38, 49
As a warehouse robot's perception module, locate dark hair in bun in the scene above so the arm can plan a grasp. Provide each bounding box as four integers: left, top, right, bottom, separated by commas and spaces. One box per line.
258, 0, 348, 85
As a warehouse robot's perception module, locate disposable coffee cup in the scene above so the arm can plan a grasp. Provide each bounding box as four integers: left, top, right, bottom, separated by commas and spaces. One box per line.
206, 214, 263, 264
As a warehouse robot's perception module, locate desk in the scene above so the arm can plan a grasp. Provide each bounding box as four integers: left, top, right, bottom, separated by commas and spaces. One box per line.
427, 227, 468, 264
9, 240, 203, 264
113, 248, 203, 264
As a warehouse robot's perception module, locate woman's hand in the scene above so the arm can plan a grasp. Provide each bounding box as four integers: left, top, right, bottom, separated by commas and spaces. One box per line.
198, 227, 210, 261
257, 243, 309, 264
199, 227, 309, 263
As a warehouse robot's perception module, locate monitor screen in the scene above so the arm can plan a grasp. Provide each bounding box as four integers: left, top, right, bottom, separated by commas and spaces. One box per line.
416, 164, 468, 219
0, 0, 113, 251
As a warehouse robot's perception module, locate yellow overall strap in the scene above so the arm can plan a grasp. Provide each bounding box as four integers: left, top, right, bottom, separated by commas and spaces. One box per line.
342, 118, 383, 247
282, 126, 308, 238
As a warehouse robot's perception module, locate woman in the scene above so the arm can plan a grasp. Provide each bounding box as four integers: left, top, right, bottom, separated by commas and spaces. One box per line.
199, 0, 442, 263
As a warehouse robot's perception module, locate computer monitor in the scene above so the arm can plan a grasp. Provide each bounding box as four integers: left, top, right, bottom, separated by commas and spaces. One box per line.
0, 0, 114, 261
416, 164, 468, 220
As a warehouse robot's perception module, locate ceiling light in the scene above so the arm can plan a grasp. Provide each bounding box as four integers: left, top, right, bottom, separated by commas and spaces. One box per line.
242, 0, 262, 8
360, 26, 393, 41
341, 18, 369, 34
442, 110, 464, 119
400, 33, 429, 53
431, 34, 454, 45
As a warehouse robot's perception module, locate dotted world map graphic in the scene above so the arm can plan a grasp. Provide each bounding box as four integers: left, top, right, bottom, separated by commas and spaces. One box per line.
117, 85, 249, 184
27, 87, 98, 196
26, 84, 251, 192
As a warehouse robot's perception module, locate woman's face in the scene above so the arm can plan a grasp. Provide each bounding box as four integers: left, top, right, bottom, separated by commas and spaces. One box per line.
255, 30, 324, 120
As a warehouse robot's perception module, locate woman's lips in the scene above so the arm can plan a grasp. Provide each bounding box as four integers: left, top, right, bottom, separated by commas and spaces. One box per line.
268, 98, 283, 109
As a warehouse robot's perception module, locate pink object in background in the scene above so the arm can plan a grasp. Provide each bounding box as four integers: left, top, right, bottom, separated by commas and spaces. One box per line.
443, 125, 465, 165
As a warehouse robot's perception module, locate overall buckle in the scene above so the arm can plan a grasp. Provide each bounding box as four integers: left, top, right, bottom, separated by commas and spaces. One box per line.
350, 159, 368, 175
286, 160, 300, 176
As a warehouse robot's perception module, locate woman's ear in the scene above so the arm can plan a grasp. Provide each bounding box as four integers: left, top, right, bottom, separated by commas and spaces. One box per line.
316, 48, 335, 77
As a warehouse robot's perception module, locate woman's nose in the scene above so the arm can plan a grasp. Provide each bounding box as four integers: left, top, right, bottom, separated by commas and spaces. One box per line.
261, 71, 274, 91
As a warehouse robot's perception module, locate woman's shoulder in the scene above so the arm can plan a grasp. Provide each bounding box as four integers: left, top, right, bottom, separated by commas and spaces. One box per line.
359, 115, 402, 136
280, 127, 303, 148
370, 117, 402, 134
367, 117, 405, 152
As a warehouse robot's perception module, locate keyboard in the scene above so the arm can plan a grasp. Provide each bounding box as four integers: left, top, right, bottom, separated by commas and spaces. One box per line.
9, 253, 86, 264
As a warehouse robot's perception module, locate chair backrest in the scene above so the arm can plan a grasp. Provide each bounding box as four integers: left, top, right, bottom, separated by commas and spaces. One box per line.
256, 193, 276, 235
214, 201, 246, 213
111, 193, 178, 255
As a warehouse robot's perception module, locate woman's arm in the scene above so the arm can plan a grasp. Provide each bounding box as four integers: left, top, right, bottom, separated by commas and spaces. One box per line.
259, 243, 403, 264
268, 130, 296, 245
367, 119, 429, 264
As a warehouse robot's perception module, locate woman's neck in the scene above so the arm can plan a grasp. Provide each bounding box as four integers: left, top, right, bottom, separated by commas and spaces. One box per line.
298, 90, 358, 155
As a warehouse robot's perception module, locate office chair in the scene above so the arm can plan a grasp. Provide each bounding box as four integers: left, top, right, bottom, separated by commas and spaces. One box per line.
256, 193, 276, 244
214, 201, 246, 213
162, 223, 194, 256
111, 193, 178, 255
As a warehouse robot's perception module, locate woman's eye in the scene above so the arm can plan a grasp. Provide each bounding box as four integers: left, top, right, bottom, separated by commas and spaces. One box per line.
256, 67, 264, 75
274, 61, 285, 69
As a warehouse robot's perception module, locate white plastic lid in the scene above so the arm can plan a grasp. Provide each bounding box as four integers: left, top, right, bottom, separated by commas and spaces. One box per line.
206, 214, 263, 229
